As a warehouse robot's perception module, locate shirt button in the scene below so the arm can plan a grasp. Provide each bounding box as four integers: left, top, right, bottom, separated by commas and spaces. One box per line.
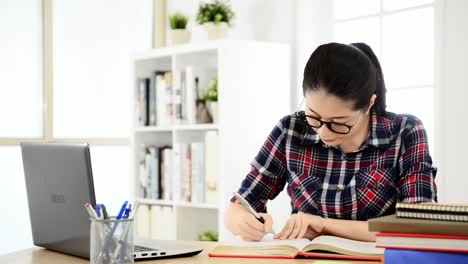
341, 155, 347, 161
337, 186, 345, 192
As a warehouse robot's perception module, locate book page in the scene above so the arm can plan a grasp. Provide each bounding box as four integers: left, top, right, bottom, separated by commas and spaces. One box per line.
309, 235, 384, 255
222, 234, 311, 250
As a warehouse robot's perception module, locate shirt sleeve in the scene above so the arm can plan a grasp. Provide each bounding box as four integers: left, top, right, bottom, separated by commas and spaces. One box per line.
397, 119, 438, 203
231, 119, 288, 213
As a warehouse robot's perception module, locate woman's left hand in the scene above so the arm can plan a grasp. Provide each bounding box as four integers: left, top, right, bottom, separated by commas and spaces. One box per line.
274, 212, 325, 240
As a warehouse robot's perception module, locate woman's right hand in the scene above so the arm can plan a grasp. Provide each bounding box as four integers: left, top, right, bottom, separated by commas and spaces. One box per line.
224, 202, 274, 241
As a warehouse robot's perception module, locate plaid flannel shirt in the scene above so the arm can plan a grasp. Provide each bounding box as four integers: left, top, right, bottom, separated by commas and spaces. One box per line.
233, 111, 437, 220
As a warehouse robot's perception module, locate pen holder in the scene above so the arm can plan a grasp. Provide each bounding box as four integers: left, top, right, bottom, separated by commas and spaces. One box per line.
90, 218, 134, 264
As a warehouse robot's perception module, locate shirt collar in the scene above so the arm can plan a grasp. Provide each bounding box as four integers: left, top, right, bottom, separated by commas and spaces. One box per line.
301, 111, 392, 149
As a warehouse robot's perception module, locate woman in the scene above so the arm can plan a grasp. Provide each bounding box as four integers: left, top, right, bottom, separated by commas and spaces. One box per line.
224, 42, 437, 242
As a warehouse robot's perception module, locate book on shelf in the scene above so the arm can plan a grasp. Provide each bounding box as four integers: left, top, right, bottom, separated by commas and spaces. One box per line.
208, 234, 384, 261
396, 202, 468, 222
136, 67, 216, 127
161, 147, 173, 201
138, 144, 172, 200
171, 139, 217, 205
204, 131, 219, 205
149, 146, 160, 200
384, 249, 468, 264
136, 78, 150, 126
191, 142, 205, 204
369, 214, 468, 236
375, 232, 468, 253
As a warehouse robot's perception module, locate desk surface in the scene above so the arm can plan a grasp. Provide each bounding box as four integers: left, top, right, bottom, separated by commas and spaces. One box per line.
0, 241, 381, 264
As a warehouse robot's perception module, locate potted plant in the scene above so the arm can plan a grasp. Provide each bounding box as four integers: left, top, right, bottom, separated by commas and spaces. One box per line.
196, 0, 234, 40
197, 230, 218, 241
169, 12, 190, 45
204, 78, 218, 123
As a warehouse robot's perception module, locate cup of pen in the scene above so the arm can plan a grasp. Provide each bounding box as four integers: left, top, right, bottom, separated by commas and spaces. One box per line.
90, 217, 134, 264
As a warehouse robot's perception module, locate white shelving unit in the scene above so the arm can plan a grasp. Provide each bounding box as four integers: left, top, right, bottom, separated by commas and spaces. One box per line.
131, 40, 290, 242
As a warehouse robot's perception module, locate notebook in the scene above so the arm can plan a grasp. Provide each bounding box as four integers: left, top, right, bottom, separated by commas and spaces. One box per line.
208, 234, 384, 261
368, 214, 468, 236
384, 249, 468, 264
376, 232, 468, 253
396, 202, 468, 222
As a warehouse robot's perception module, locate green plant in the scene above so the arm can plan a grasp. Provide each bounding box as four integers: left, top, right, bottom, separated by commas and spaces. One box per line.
197, 230, 218, 241
169, 12, 188, 29
204, 79, 218, 102
196, 0, 235, 26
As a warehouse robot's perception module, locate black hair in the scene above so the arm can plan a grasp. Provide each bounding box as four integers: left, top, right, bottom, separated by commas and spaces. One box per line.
302, 42, 386, 115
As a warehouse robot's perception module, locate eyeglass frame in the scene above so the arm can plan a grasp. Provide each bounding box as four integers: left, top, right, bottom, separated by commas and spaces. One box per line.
295, 111, 361, 135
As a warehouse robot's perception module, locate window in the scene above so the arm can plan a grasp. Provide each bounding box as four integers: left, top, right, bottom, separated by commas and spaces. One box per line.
0, 0, 42, 255
0, 0, 43, 138
333, 0, 435, 152
0, 0, 153, 255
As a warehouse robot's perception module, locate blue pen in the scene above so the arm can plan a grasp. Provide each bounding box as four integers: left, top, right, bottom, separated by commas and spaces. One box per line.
95, 204, 102, 219
123, 204, 132, 219
116, 201, 128, 220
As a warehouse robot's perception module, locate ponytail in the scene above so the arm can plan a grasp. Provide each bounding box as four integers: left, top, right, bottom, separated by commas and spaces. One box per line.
303, 42, 387, 115
350, 43, 386, 115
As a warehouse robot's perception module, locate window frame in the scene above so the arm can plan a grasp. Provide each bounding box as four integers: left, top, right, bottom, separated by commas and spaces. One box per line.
0, 0, 158, 146
332, 0, 438, 150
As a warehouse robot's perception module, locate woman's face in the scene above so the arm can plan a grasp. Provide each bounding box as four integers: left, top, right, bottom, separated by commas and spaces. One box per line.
303, 89, 368, 147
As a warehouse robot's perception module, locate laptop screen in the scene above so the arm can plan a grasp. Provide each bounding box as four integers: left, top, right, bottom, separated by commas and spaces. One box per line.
21, 142, 96, 259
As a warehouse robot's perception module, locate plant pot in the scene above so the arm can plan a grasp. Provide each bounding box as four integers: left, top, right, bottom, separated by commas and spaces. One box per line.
207, 101, 218, 123
170, 29, 190, 45
203, 22, 228, 40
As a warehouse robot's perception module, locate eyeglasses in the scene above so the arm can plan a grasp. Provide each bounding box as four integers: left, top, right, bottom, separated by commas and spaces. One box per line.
295, 111, 360, 135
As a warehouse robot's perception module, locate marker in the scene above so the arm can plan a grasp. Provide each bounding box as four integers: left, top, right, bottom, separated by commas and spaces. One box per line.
101, 204, 109, 219
84, 203, 98, 219
233, 193, 265, 224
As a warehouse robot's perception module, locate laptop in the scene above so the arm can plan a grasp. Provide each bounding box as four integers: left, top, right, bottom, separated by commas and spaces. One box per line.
21, 142, 203, 260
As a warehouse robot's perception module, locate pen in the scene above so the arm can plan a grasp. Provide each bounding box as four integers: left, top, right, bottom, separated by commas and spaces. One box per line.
116, 201, 129, 220
233, 192, 265, 224
95, 204, 102, 219
123, 204, 131, 219
101, 204, 109, 219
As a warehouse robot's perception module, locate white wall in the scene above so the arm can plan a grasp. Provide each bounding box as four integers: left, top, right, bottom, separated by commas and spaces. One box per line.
435, 0, 468, 202
167, 0, 297, 110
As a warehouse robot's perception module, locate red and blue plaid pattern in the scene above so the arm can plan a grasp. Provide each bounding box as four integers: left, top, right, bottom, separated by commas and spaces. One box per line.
233, 111, 437, 220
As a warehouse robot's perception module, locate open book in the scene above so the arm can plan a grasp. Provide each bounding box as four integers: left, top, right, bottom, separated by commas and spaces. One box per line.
208, 234, 384, 261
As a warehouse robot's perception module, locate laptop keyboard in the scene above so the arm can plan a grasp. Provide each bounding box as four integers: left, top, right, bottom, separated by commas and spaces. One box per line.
134, 245, 158, 252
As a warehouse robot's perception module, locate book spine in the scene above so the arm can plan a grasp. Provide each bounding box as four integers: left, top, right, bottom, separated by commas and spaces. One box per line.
164, 72, 174, 124
149, 146, 160, 200
185, 67, 196, 124
173, 70, 183, 124
149, 73, 157, 126
145, 78, 150, 126
205, 131, 219, 205
384, 248, 468, 264
163, 148, 173, 201
397, 211, 468, 222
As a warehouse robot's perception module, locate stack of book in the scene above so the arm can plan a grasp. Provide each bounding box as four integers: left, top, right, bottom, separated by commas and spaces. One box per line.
369, 202, 468, 263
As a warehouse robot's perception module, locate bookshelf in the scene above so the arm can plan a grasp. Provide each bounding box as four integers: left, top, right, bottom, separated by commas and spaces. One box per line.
131, 40, 290, 242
